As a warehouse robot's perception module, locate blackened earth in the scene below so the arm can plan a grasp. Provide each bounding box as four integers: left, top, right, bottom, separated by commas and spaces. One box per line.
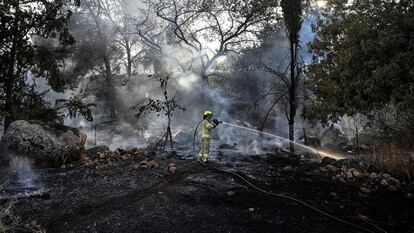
5, 150, 414, 233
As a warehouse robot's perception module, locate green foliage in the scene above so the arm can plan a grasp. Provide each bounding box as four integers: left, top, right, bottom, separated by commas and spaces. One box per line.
307, 0, 414, 123
21, 88, 61, 123
56, 96, 95, 121
0, 0, 80, 129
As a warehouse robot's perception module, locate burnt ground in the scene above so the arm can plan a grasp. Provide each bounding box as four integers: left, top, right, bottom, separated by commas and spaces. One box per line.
5, 150, 414, 233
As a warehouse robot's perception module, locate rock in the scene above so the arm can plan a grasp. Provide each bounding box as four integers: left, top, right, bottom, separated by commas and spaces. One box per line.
352, 170, 363, 178
1, 120, 86, 167
360, 187, 371, 194
346, 171, 354, 179
168, 163, 177, 173
321, 157, 336, 165
283, 166, 293, 172
248, 208, 255, 212
60, 164, 67, 169
86, 145, 109, 155
226, 191, 235, 196
382, 173, 391, 179
387, 177, 400, 185
405, 193, 413, 199
388, 186, 397, 191
326, 164, 339, 172
369, 172, 378, 179
381, 179, 389, 186
130, 163, 141, 170
138, 160, 159, 169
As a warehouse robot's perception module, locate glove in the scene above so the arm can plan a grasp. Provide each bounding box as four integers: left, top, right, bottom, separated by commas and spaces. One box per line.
213, 119, 221, 125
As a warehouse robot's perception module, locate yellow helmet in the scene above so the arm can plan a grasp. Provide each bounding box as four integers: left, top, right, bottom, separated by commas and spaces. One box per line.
203, 111, 213, 117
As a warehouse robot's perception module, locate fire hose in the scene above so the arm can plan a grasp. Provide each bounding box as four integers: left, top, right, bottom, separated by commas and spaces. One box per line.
192, 122, 385, 233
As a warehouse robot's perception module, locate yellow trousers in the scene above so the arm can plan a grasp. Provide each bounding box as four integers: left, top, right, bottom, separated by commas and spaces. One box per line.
198, 138, 211, 160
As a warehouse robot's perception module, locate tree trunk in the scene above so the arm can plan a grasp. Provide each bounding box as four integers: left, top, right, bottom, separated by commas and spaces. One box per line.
288, 113, 295, 152
125, 38, 132, 78
4, 0, 20, 132
355, 125, 360, 151
288, 41, 297, 153
104, 56, 117, 120
200, 67, 208, 85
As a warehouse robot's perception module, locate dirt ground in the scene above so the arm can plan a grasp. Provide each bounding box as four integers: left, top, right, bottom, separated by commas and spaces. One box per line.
5, 150, 414, 233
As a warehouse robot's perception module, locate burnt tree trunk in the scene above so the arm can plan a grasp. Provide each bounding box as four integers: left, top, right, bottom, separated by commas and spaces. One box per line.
281, 0, 302, 154
288, 40, 298, 153
125, 37, 132, 78
104, 56, 117, 120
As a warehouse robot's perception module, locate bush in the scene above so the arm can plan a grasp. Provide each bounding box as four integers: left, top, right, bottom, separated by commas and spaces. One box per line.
367, 144, 413, 182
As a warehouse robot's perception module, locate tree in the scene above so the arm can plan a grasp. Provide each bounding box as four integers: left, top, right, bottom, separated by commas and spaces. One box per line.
0, 0, 81, 130
134, 76, 185, 150
255, 0, 305, 153
70, 0, 125, 120
307, 0, 414, 124
145, 0, 279, 82
281, 0, 304, 153
96, 0, 147, 79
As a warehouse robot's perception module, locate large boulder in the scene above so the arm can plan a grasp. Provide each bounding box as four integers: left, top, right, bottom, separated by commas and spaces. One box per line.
1, 120, 87, 167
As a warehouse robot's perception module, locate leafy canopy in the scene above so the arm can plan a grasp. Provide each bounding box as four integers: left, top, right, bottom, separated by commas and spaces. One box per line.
307, 0, 414, 123
0, 0, 87, 127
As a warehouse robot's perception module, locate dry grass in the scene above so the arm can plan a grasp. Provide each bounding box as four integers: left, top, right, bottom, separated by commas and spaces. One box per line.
0, 200, 46, 233
0, 199, 18, 233
367, 144, 413, 183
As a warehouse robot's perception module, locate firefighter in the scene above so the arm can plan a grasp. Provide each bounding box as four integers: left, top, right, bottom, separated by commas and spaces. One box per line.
198, 111, 221, 162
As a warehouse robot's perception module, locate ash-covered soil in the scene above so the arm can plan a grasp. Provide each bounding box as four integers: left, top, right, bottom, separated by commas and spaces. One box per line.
6, 149, 414, 233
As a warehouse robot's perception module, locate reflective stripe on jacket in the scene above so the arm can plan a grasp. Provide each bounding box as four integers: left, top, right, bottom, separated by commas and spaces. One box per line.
201, 119, 216, 139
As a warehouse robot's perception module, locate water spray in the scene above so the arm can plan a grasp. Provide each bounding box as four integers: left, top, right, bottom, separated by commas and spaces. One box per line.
193, 120, 345, 160
193, 121, 379, 233
221, 122, 346, 160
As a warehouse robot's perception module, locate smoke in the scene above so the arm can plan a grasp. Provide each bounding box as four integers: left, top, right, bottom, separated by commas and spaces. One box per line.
9, 157, 39, 189
60, 19, 299, 154
27, 0, 351, 160
0, 145, 41, 193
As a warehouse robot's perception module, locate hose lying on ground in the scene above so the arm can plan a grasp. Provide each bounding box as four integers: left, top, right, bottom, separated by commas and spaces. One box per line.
192, 124, 385, 233
199, 160, 383, 233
